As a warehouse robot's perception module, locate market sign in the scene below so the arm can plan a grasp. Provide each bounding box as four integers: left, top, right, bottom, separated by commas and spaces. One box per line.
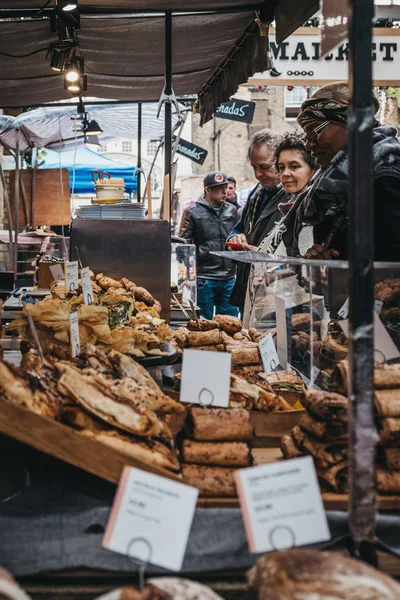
248, 28, 399, 86
214, 99, 256, 124
173, 135, 208, 165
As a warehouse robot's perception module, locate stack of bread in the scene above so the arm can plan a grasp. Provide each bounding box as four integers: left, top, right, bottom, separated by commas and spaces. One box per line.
375, 277, 400, 331
180, 407, 253, 497
172, 315, 265, 368
280, 389, 349, 493
333, 359, 400, 495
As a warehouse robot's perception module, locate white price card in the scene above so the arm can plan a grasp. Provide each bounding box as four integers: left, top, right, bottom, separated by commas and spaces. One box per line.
275, 296, 288, 369
374, 300, 383, 315
338, 297, 349, 319
49, 263, 64, 281
103, 467, 198, 572
339, 313, 400, 363
65, 261, 79, 292
81, 267, 94, 305
235, 456, 330, 554
180, 349, 231, 407
259, 333, 280, 373
40, 236, 50, 254
69, 311, 81, 358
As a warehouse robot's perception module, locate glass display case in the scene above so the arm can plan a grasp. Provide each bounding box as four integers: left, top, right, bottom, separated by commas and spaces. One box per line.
216, 250, 400, 391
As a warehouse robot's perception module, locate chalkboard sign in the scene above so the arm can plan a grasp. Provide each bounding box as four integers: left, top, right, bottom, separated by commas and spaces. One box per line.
214, 99, 256, 123
173, 136, 208, 165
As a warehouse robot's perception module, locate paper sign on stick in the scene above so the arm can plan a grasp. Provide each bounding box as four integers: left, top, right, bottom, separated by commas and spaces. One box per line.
235, 456, 330, 554
81, 267, 94, 305
49, 263, 64, 281
259, 333, 280, 373
180, 349, 231, 407
103, 467, 198, 572
65, 261, 79, 292
275, 296, 288, 369
69, 311, 80, 357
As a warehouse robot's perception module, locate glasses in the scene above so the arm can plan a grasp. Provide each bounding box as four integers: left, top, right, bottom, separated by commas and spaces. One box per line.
304, 120, 330, 143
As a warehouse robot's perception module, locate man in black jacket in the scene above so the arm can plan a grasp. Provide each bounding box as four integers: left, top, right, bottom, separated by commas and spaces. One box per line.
182, 171, 239, 319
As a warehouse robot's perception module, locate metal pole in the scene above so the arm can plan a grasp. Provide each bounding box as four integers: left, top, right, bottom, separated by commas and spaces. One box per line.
14, 129, 20, 283
137, 102, 142, 202
347, 0, 378, 565
164, 11, 173, 218
0, 163, 13, 271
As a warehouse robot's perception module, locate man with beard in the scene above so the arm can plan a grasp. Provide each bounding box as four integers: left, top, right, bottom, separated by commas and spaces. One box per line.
227, 129, 290, 311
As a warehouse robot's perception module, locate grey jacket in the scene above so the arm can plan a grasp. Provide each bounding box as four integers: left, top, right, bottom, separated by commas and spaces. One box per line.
182, 196, 238, 279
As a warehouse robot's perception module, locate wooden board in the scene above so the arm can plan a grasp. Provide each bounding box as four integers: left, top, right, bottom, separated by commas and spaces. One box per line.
250, 409, 305, 444
10, 169, 70, 227
0, 399, 180, 484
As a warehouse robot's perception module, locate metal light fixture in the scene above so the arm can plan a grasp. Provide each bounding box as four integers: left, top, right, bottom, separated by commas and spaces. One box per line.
65, 56, 84, 83
85, 119, 103, 137
64, 74, 87, 96
48, 46, 69, 72
58, 0, 78, 12
85, 135, 101, 149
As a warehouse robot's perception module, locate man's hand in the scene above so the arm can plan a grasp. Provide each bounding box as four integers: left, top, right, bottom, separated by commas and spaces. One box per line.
228, 234, 248, 247
300, 244, 340, 260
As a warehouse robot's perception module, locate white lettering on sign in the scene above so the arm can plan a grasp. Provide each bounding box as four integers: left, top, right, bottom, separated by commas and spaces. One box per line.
216, 102, 250, 117
103, 467, 198, 572
235, 456, 330, 554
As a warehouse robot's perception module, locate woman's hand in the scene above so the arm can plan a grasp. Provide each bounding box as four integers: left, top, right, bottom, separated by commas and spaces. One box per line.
242, 244, 258, 251
300, 244, 340, 260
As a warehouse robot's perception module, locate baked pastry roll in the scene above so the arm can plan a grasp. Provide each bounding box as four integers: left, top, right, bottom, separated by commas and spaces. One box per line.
384, 448, 400, 470
291, 426, 348, 469
301, 390, 348, 422
299, 414, 348, 441
374, 363, 400, 390
181, 440, 251, 467
230, 347, 261, 366
375, 389, 400, 417
187, 319, 219, 331
378, 418, 400, 446
280, 434, 304, 460
187, 407, 253, 441
182, 464, 236, 497
95, 273, 123, 290
316, 460, 349, 493
377, 468, 400, 494
187, 330, 223, 347
213, 314, 242, 334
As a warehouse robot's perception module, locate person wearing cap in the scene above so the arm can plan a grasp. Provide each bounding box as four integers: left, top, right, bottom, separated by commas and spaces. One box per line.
182, 171, 239, 319
282, 81, 400, 260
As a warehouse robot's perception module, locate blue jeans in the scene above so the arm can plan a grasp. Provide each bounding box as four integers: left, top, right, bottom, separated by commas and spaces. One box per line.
197, 277, 239, 320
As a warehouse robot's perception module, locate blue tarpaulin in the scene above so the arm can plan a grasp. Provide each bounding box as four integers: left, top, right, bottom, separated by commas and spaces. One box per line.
41, 147, 138, 196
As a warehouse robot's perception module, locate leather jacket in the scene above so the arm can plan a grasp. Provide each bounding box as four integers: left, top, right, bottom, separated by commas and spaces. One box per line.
182, 196, 238, 279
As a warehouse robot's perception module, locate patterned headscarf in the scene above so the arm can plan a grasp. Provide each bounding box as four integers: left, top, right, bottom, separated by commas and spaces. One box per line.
297, 81, 380, 128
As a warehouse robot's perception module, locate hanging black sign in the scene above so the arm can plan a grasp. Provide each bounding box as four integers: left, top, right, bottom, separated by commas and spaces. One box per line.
214, 99, 256, 124
173, 136, 208, 165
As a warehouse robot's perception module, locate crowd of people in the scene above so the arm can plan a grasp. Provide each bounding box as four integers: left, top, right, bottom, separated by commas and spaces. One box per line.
180, 81, 400, 320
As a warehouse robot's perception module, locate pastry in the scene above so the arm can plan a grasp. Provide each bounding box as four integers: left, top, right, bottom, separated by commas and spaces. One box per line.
375, 389, 400, 417
181, 440, 251, 467
291, 426, 348, 469
213, 315, 242, 335
182, 464, 236, 497
187, 407, 253, 441
316, 460, 349, 493
229, 347, 261, 366
301, 390, 348, 422
299, 414, 348, 441
378, 418, 400, 446
280, 434, 304, 459
186, 320, 219, 331
187, 330, 223, 347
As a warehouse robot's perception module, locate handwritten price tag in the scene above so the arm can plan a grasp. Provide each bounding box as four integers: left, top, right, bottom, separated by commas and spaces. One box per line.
259, 333, 280, 373
81, 267, 94, 305
65, 261, 79, 292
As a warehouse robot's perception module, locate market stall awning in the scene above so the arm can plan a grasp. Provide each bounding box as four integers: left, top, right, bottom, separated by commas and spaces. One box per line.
40, 147, 138, 195
0, 102, 181, 152
0, 1, 316, 124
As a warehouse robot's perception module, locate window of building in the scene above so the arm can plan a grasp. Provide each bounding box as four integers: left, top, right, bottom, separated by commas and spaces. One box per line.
122, 141, 133, 153
284, 87, 307, 120
147, 140, 159, 157
99, 144, 107, 153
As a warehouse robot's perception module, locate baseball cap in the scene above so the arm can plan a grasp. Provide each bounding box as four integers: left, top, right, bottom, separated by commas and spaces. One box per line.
203, 171, 229, 188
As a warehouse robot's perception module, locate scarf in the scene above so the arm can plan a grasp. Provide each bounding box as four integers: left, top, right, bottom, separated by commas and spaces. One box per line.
244, 184, 275, 239
282, 126, 400, 256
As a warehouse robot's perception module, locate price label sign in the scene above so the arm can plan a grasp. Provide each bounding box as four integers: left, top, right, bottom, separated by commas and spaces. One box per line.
49, 263, 65, 282
259, 333, 280, 373
103, 467, 198, 572
81, 267, 94, 305
374, 300, 383, 315
338, 297, 349, 319
40, 236, 50, 255
235, 456, 330, 554
180, 349, 231, 408
65, 261, 79, 292
69, 311, 81, 357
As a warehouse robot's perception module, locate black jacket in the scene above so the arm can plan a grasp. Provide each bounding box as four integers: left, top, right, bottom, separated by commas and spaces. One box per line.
228, 185, 290, 308
182, 196, 238, 279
